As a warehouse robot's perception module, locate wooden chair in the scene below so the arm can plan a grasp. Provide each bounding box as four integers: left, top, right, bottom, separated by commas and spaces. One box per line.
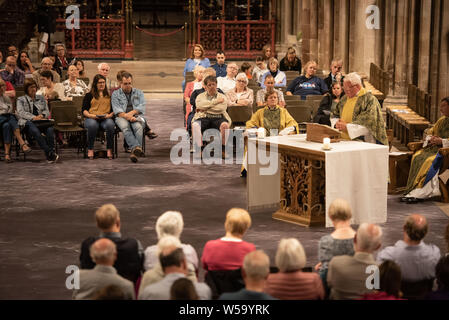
286, 105, 312, 123
51, 105, 87, 157
306, 95, 324, 101
227, 105, 252, 127
387, 129, 413, 194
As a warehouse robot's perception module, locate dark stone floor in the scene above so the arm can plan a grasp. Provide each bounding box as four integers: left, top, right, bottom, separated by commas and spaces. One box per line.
0, 98, 448, 299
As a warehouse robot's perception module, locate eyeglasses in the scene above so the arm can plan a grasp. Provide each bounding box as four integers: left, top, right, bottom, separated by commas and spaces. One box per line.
237, 80, 246, 83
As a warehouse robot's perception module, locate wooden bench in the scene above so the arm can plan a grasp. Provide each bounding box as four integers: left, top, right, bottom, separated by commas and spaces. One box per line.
385, 84, 431, 145
361, 63, 389, 103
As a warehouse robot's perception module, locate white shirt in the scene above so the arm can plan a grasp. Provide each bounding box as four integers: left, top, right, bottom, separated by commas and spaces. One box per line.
217, 76, 236, 93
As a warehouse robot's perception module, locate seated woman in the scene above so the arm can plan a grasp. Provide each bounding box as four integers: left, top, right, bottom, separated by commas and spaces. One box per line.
256, 75, 286, 108
314, 198, 355, 291
62, 65, 89, 98
313, 81, 344, 126
16, 79, 58, 163
182, 44, 210, 91
0, 79, 31, 162
16, 50, 35, 78
264, 238, 325, 300
246, 90, 298, 136
201, 208, 256, 271
82, 74, 115, 160
252, 56, 268, 86
74, 59, 86, 77
239, 62, 253, 80
143, 210, 198, 272
260, 58, 286, 89
261, 44, 275, 64
279, 47, 302, 74
184, 65, 205, 127
36, 71, 66, 102
225, 73, 254, 108
401, 97, 449, 203
286, 60, 328, 99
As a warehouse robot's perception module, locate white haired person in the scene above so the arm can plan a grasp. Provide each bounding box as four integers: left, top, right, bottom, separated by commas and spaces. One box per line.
225, 72, 254, 108
97, 62, 118, 94
264, 238, 324, 300
332, 72, 388, 145
139, 235, 198, 295
53, 43, 73, 78
73, 238, 135, 300
327, 223, 383, 300
143, 211, 198, 272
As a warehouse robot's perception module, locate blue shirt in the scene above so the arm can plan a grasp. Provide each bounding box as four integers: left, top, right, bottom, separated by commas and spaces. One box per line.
182, 58, 211, 91
212, 63, 227, 78
286, 75, 328, 99
377, 240, 441, 282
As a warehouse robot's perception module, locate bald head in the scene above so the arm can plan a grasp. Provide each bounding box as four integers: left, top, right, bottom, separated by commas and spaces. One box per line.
404, 214, 428, 242
90, 238, 117, 265
355, 223, 382, 253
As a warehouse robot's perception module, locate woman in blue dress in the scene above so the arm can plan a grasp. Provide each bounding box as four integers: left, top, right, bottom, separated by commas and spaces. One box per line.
182, 44, 210, 91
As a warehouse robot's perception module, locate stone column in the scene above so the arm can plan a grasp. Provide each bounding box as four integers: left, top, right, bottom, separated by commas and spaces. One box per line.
391, 0, 410, 96
317, 0, 333, 71
347, 0, 377, 75
332, 0, 350, 74
417, 0, 432, 91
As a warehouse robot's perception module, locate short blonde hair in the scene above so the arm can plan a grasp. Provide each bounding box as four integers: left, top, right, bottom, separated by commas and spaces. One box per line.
243, 250, 270, 280
202, 67, 216, 84
303, 60, 317, 74
275, 238, 306, 272
328, 198, 352, 222
193, 65, 205, 79
224, 208, 252, 237
95, 204, 120, 230
156, 211, 184, 240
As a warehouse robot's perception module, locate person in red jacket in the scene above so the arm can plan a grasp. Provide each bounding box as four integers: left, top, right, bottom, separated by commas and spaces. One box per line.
201, 208, 256, 271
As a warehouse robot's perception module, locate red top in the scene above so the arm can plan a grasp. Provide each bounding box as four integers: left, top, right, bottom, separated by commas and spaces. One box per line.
5, 81, 14, 92
201, 238, 256, 271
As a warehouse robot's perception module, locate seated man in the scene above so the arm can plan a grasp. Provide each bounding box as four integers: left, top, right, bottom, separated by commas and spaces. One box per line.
73, 238, 135, 300
324, 58, 344, 89
327, 223, 382, 300
79, 204, 144, 284
211, 50, 227, 78
32, 57, 61, 87
0, 56, 25, 88
138, 246, 211, 300
332, 72, 388, 145
377, 214, 440, 283
402, 97, 449, 202
217, 63, 238, 93
219, 250, 276, 300
256, 75, 286, 107
191, 75, 231, 156
97, 63, 118, 94
111, 72, 146, 163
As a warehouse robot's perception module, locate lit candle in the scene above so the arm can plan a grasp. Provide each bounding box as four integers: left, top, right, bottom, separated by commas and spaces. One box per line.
323, 137, 331, 150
